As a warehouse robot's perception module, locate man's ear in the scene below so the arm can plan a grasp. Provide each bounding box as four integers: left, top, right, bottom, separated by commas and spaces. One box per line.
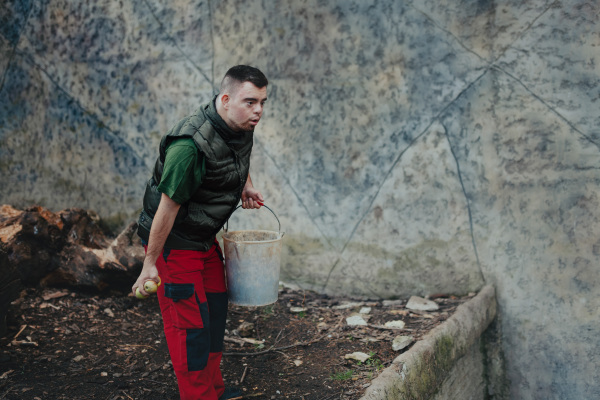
221, 93, 230, 109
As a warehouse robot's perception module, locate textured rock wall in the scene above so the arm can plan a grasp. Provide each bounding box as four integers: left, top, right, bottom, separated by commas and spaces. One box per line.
1, 0, 599, 398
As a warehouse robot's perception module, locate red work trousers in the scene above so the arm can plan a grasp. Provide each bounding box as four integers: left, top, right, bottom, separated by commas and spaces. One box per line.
148, 242, 228, 400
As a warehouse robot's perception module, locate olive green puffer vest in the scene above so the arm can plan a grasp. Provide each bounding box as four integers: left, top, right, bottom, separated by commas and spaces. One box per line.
137, 97, 253, 251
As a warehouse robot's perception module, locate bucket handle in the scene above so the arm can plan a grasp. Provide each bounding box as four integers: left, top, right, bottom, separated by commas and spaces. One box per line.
224, 204, 282, 234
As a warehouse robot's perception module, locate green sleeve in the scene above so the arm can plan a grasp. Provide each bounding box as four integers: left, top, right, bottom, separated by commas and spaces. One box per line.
157, 138, 205, 205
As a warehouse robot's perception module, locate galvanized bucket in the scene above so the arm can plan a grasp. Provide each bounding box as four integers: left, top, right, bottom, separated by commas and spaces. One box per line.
222, 205, 284, 306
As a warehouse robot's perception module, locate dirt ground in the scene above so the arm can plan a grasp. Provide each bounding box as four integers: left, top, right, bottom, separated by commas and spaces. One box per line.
0, 286, 472, 400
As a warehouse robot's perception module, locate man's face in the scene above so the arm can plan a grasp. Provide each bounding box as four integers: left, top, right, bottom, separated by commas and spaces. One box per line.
223, 81, 268, 133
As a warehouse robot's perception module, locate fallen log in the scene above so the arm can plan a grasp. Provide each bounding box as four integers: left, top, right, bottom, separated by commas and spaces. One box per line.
0, 205, 144, 337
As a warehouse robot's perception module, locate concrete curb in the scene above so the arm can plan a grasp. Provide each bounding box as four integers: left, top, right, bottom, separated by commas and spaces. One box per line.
359, 285, 497, 400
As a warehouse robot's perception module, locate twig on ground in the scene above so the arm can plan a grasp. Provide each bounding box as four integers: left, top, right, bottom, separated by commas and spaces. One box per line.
13, 325, 27, 340
224, 336, 247, 346
121, 391, 134, 400
120, 344, 156, 350
140, 378, 170, 386
240, 366, 248, 384
11, 340, 38, 347
274, 350, 290, 359
318, 391, 343, 400
272, 328, 285, 346
93, 355, 108, 366
230, 393, 264, 400
0, 386, 13, 400
224, 317, 344, 357
255, 317, 261, 341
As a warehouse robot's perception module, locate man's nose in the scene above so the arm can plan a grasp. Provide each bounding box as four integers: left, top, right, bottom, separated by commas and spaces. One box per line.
253, 103, 263, 115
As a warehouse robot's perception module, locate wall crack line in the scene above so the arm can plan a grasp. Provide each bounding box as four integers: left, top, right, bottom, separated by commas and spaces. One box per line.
0, 2, 34, 95
253, 137, 338, 290
321, 257, 340, 293
253, 137, 335, 252
141, 0, 212, 86
322, 258, 382, 297
16, 50, 147, 169
410, 0, 558, 67
441, 123, 485, 284
408, 3, 488, 64
491, 0, 559, 64
336, 69, 490, 268
492, 65, 600, 151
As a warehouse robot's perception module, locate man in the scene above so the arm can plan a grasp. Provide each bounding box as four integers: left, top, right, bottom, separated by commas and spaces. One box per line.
132, 65, 268, 400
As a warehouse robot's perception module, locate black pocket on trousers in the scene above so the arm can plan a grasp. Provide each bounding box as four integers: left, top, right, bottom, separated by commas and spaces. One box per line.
164, 283, 194, 302
164, 283, 203, 329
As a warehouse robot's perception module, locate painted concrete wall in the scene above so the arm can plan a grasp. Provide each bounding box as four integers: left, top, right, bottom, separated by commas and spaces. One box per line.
431, 340, 486, 400
1, 1, 599, 398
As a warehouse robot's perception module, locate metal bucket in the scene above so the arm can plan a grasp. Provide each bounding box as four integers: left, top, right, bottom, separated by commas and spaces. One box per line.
222, 205, 284, 306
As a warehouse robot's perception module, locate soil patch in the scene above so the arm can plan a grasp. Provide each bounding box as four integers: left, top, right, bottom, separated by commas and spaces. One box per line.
0, 287, 472, 399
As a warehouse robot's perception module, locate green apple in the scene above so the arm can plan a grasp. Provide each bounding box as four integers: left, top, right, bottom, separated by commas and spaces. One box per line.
144, 280, 159, 294
135, 287, 148, 299
135, 277, 161, 300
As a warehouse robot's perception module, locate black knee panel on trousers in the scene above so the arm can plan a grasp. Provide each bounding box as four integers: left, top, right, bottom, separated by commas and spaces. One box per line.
206, 292, 228, 353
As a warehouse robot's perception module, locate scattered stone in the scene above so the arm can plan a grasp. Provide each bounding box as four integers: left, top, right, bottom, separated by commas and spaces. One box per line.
359, 307, 371, 314
317, 322, 329, 332
360, 337, 380, 343
237, 322, 254, 337
293, 359, 303, 366
382, 300, 404, 307
72, 355, 84, 362
289, 307, 307, 313
392, 335, 414, 351
345, 352, 370, 362
103, 308, 114, 318
346, 315, 368, 326
405, 296, 439, 311
384, 320, 406, 329
332, 302, 364, 310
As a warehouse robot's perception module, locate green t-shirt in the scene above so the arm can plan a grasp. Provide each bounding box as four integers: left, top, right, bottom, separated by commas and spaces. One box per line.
157, 138, 205, 204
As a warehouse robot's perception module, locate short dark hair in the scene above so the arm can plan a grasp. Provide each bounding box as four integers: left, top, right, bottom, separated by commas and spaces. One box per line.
220, 65, 268, 93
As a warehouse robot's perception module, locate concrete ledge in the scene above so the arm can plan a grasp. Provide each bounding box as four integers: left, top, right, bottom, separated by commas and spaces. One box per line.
360, 285, 497, 400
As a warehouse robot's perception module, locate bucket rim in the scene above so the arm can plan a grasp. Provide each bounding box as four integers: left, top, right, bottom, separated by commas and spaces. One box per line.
222, 229, 283, 244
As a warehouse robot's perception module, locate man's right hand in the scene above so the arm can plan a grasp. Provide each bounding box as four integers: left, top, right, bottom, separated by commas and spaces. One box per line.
132, 263, 160, 297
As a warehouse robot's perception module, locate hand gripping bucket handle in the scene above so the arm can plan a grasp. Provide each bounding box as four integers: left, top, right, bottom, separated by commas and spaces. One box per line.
222, 204, 283, 306
224, 204, 282, 236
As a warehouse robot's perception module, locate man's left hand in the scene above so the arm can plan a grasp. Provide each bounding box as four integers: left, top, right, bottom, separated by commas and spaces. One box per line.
241, 185, 264, 209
